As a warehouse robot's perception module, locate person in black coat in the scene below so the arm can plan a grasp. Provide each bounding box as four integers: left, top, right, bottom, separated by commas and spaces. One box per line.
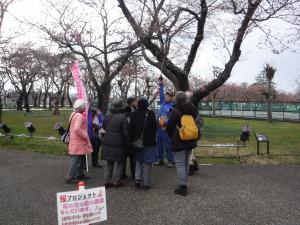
121, 97, 137, 179
166, 91, 197, 196
102, 98, 130, 188
130, 98, 157, 189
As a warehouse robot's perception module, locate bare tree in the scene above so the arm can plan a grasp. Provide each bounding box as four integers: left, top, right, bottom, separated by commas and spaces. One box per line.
41, 73, 53, 109
0, 0, 17, 44
117, 0, 300, 107
38, 0, 140, 112
0, 0, 17, 118
1, 44, 42, 111
40, 50, 74, 114
264, 64, 276, 122
0, 70, 9, 122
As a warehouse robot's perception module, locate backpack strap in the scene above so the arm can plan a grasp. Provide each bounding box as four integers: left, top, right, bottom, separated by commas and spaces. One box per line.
174, 109, 184, 130
140, 110, 148, 138
66, 112, 77, 133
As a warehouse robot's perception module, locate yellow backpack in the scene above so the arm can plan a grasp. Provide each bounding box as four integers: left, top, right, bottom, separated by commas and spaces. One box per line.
178, 115, 199, 141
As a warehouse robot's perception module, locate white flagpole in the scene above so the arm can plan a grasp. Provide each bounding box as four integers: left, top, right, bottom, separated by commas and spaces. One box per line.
85, 154, 89, 172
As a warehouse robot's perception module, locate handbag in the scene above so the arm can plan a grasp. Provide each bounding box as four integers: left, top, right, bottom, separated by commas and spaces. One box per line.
132, 111, 148, 150
61, 113, 76, 144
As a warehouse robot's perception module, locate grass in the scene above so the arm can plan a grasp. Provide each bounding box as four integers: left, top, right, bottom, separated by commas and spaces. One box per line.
0, 110, 299, 164
195, 117, 300, 164
0, 110, 71, 155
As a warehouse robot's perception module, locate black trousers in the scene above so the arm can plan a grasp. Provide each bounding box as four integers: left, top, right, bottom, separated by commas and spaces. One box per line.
90, 136, 101, 167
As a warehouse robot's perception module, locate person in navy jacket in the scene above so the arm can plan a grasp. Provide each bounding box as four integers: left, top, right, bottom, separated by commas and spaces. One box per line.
87, 101, 103, 168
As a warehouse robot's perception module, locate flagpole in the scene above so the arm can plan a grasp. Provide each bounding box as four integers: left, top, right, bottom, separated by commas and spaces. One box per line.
85, 154, 89, 173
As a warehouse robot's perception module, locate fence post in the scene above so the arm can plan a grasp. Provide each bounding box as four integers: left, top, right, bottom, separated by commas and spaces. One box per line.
298, 103, 300, 121
237, 140, 240, 160
283, 103, 285, 120
242, 102, 244, 118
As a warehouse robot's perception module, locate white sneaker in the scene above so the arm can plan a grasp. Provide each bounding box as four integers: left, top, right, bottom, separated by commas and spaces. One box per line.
167, 162, 174, 168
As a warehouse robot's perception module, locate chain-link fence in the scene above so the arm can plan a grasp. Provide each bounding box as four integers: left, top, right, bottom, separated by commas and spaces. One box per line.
2, 101, 300, 122
198, 101, 300, 122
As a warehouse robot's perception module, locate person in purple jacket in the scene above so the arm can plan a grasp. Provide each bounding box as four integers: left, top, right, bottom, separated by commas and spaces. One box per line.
87, 101, 103, 168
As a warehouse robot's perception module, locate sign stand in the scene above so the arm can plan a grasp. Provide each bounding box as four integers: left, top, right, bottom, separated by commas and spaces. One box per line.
255, 133, 269, 155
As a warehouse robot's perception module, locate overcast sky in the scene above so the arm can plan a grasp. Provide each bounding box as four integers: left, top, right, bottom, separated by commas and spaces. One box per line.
4, 0, 300, 94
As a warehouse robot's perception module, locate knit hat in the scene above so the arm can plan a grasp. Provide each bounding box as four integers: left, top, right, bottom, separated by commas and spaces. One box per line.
175, 91, 187, 105
185, 91, 193, 103
137, 98, 149, 110
73, 99, 86, 110
111, 98, 126, 110
127, 97, 136, 105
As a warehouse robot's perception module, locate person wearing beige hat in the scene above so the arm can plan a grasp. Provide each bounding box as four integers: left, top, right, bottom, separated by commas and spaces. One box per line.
66, 99, 93, 184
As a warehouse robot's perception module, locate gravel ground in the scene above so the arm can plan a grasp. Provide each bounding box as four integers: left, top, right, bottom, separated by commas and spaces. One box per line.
0, 149, 299, 225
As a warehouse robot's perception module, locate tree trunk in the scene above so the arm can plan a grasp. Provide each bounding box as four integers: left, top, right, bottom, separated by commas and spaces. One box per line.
53, 92, 61, 115
60, 87, 66, 107
66, 84, 73, 107
24, 93, 31, 112
32, 92, 38, 107
0, 92, 2, 123
16, 93, 25, 111
42, 92, 48, 109
97, 82, 112, 114
48, 94, 52, 110
38, 91, 42, 108
266, 79, 272, 123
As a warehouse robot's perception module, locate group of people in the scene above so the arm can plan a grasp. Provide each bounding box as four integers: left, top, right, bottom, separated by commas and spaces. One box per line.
65, 78, 200, 196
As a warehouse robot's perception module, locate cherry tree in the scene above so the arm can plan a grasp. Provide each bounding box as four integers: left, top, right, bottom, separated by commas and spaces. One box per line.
117, 0, 300, 107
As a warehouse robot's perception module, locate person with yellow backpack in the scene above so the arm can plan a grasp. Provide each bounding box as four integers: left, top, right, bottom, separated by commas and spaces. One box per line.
166, 91, 198, 196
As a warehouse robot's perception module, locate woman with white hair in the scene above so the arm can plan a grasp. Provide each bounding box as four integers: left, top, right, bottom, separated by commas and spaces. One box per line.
66, 99, 93, 184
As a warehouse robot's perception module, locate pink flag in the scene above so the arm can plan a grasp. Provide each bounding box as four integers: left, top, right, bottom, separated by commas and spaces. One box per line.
71, 62, 88, 119
71, 62, 88, 103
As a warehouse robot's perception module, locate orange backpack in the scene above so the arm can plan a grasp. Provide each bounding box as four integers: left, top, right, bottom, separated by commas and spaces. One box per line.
177, 114, 199, 141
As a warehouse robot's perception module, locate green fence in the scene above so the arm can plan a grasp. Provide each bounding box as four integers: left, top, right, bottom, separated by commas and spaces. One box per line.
198, 101, 300, 121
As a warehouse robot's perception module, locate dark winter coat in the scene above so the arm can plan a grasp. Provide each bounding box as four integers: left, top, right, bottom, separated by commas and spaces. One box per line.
130, 108, 157, 163
130, 109, 157, 147
102, 108, 130, 162
166, 102, 197, 152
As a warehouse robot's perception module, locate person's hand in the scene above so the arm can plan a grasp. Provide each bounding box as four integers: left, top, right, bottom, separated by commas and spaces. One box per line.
158, 75, 163, 84
159, 117, 167, 127
152, 88, 159, 96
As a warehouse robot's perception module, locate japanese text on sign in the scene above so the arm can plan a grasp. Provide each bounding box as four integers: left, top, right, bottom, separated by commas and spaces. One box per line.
57, 187, 107, 225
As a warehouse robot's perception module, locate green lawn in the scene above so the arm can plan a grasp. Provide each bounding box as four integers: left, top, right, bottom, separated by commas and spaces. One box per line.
0, 110, 299, 164
196, 117, 300, 164
0, 110, 71, 154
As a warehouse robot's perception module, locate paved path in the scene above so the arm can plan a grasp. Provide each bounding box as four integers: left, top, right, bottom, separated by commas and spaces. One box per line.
0, 150, 299, 225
